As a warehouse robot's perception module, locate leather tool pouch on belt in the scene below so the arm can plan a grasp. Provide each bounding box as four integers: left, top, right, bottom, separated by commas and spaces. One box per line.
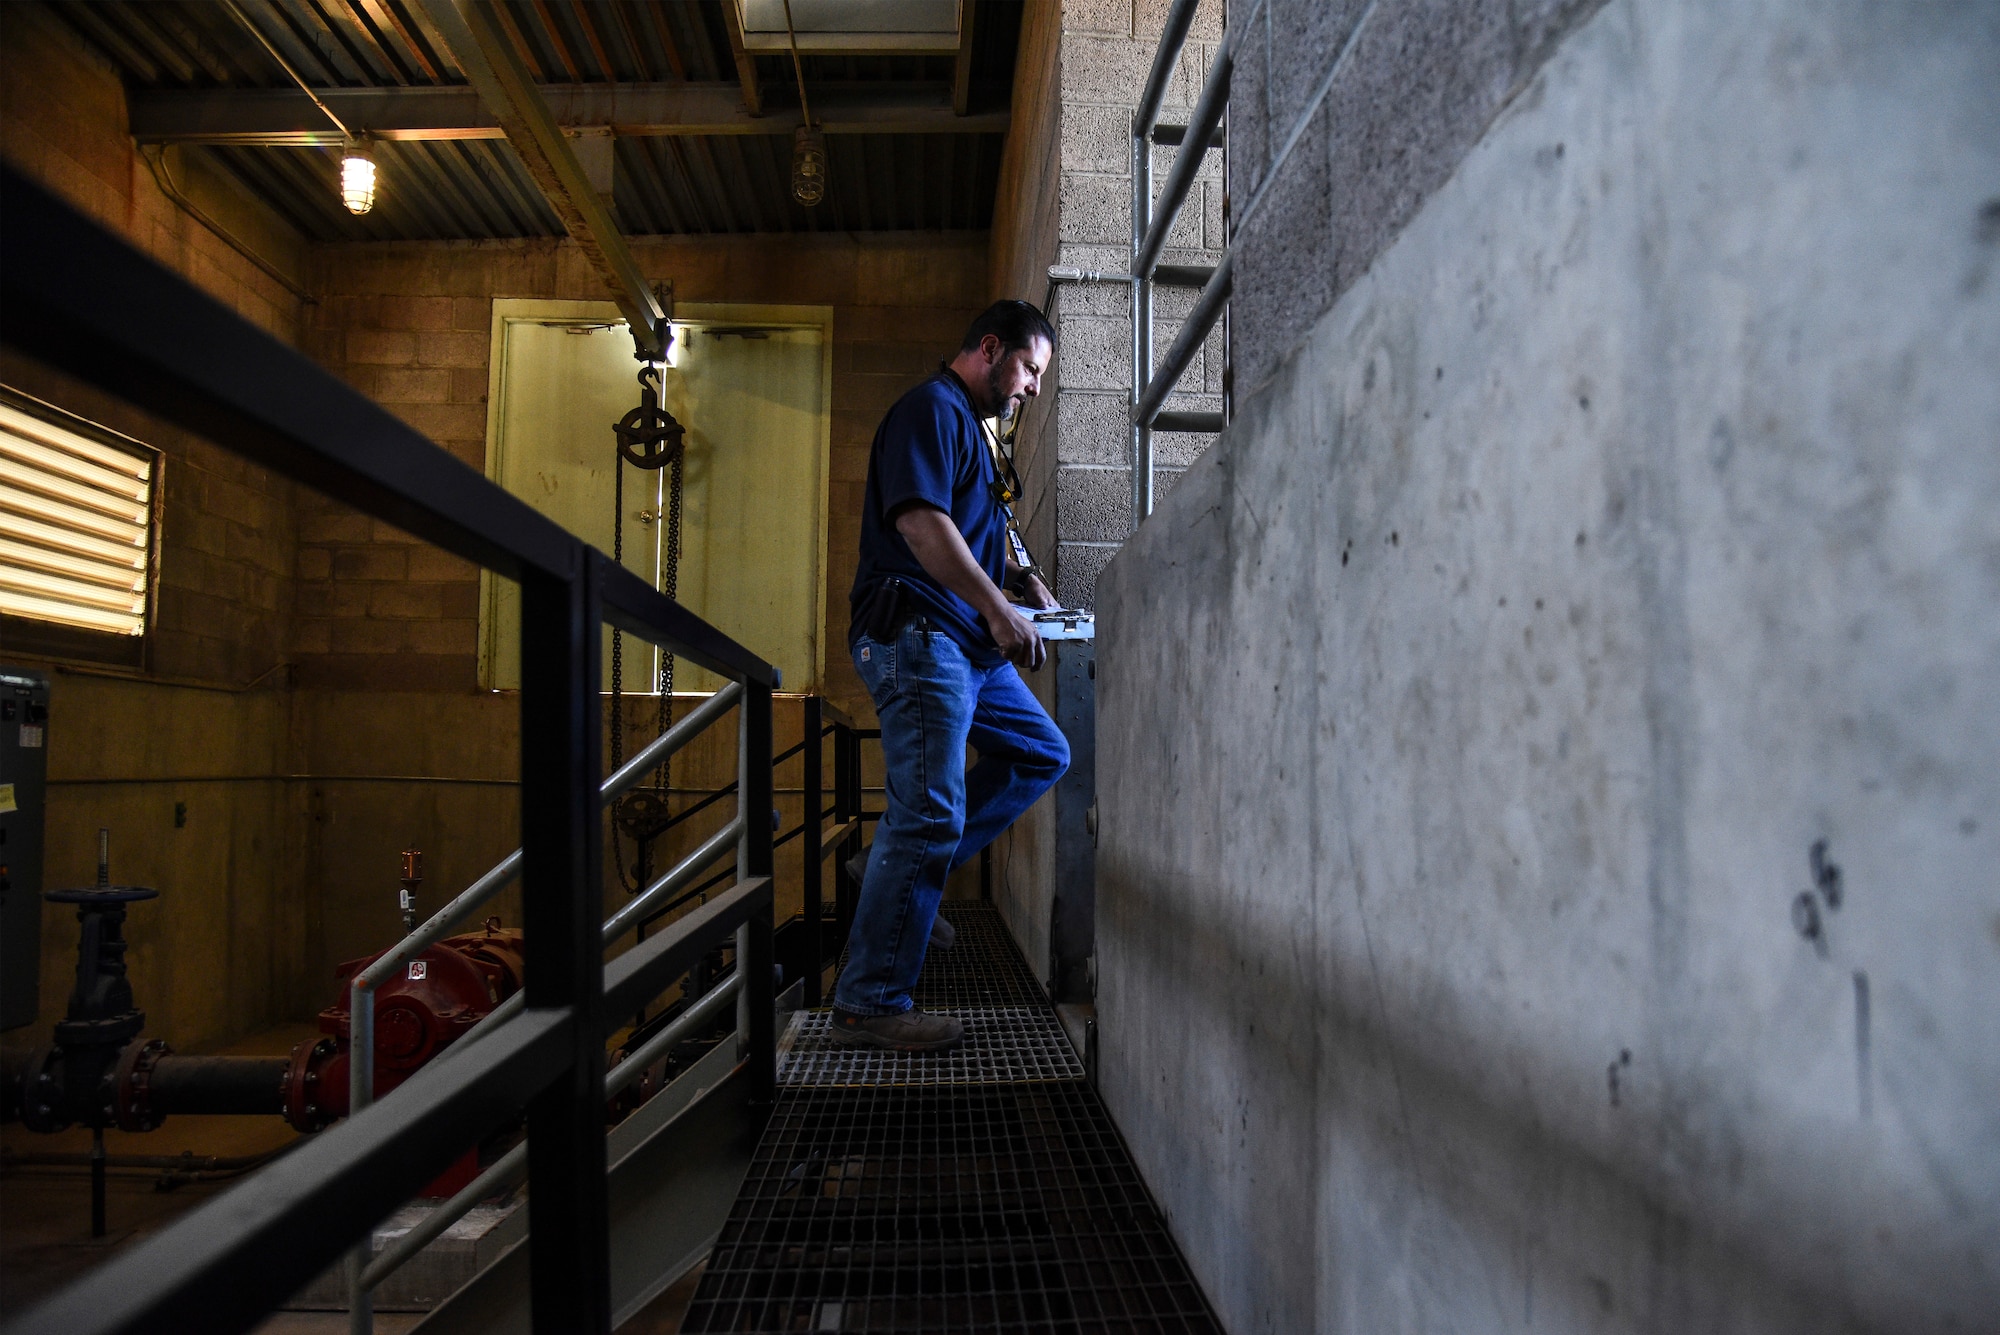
860, 578, 906, 641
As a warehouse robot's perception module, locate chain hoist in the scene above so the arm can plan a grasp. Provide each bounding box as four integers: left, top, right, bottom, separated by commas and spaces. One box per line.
609, 342, 688, 897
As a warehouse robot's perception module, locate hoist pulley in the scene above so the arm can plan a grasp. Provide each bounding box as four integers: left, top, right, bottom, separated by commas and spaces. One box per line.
615, 363, 686, 470
613, 788, 674, 844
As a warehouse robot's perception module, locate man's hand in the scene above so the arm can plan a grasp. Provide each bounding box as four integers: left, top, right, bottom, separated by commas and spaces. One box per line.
1011, 570, 1058, 611
988, 600, 1046, 671
895, 505, 1046, 671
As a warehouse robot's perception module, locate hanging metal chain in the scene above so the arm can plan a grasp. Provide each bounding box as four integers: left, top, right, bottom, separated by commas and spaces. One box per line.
608, 379, 629, 894
656, 450, 683, 787
609, 431, 625, 774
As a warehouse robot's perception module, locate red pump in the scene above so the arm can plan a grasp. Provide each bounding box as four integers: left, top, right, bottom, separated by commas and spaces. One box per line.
280, 920, 526, 1133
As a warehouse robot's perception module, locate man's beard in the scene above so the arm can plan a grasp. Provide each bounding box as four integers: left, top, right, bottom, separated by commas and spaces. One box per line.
982, 362, 1012, 419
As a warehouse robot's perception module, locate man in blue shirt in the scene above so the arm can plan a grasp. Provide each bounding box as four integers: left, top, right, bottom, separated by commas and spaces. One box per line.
834, 301, 1070, 1050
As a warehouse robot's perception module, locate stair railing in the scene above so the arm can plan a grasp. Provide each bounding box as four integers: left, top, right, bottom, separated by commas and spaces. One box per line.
340, 682, 744, 1331
354, 940, 742, 1299
0, 166, 777, 1335
605, 697, 875, 1005
345, 692, 880, 1318
1044, 0, 1234, 528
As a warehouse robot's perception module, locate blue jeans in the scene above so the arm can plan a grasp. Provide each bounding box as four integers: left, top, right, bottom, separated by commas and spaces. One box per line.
833, 622, 1070, 1015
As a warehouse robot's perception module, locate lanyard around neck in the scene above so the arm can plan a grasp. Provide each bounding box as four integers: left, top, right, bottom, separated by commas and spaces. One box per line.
938, 367, 1044, 588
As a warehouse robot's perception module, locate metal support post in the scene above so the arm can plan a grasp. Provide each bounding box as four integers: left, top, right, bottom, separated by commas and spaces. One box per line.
833, 725, 860, 939
519, 547, 611, 1335
1131, 112, 1154, 530
801, 697, 824, 1005
736, 680, 777, 1110
1132, 252, 1234, 430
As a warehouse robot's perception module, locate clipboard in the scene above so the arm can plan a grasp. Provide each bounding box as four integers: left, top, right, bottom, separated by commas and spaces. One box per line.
1031, 609, 1095, 642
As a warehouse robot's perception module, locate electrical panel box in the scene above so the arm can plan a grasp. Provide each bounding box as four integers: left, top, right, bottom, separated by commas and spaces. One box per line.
0, 667, 49, 1030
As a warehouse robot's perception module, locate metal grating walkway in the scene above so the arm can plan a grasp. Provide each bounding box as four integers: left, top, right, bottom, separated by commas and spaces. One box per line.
680, 904, 1225, 1333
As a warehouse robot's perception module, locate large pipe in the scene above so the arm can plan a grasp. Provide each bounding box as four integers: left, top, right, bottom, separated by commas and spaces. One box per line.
147, 1056, 288, 1117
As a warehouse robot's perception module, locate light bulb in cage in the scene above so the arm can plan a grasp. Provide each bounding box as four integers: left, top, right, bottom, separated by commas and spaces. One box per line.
790, 125, 826, 207
340, 141, 376, 215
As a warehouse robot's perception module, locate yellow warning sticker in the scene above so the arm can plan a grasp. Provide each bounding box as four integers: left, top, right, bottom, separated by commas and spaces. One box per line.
0, 784, 15, 814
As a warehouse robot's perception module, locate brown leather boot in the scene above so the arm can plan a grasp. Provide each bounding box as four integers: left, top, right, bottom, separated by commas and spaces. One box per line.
829, 1007, 964, 1052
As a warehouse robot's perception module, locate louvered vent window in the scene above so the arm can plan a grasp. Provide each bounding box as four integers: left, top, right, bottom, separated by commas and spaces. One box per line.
0, 394, 158, 638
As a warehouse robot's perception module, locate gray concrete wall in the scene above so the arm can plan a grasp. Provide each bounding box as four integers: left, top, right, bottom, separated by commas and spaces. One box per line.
1095, 0, 2000, 1331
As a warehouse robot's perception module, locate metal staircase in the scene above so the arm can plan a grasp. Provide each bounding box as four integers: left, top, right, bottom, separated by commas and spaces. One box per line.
682, 905, 1224, 1334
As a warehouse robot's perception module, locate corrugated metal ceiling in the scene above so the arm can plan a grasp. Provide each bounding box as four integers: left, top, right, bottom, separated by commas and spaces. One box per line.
45, 0, 1020, 241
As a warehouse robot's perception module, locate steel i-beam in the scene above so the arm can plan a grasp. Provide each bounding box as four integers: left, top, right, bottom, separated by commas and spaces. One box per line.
412, 0, 665, 358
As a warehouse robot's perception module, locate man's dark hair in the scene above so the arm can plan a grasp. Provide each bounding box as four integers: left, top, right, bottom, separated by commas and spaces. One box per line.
959, 299, 1056, 356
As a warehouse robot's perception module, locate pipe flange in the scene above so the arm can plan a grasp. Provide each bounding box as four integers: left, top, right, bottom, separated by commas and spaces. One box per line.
282, 1037, 338, 1132
110, 1038, 171, 1132
16, 1044, 65, 1134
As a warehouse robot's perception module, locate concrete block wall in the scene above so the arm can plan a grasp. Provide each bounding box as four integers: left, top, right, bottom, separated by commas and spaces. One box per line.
0, 6, 305, 690
0, 7, 306, 346
1228, 0, 1605, 398
2, 4, 985, 1046
295, 268, 510, 694
1095, 0, 2000, 1331
1, 7, 309, 1051
301, 232, 990, 708
982, 0, 1228, 998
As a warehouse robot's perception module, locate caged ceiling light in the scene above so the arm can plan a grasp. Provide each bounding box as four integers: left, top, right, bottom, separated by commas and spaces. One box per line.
217, 2, 380, 217
782, 0, 825, 207
340, 140, 376, 215
790, 126, 827, 207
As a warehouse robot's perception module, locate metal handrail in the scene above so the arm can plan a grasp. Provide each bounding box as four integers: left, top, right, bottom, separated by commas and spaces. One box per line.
348, 873, 771, 1324
1133, 0, 1202, 141
1132, 251, 1234, 428
0, 167, 781, 1335
347, 683, 743, 1121
1126, 0, 1233, 526
1133, 27, 1234, 282
343, 685, 748, 1331
425, 817, 747, 1073
602, 816, 744, 943
1120, 0, 1385, 490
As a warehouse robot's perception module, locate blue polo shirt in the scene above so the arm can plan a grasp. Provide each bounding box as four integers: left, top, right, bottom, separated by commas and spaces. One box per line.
850, 372, 1007, 668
